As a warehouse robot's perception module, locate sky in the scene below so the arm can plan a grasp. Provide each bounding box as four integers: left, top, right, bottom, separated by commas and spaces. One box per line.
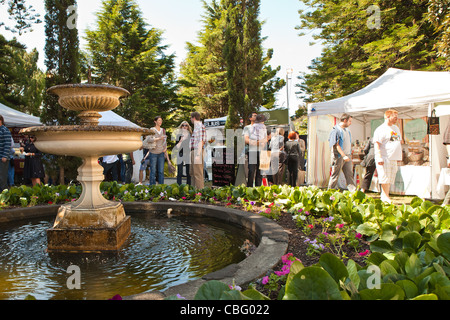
1, 0, 323, 116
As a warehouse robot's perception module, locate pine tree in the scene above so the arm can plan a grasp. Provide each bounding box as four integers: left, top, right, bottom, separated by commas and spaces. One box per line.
0, 34, 44, 113
0, 0, 42, 35
296, 0, 447, 103
84, 0, 180, 129
42, 0, 81, 184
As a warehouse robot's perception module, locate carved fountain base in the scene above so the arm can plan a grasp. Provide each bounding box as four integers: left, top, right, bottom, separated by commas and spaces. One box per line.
44, 154, 133, 253
47, 204, 131, 253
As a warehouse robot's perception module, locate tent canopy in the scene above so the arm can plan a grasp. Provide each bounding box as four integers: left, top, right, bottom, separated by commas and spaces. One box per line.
308, 68, 450, 121
99, 111, 142, 128
0, 102, 42, 127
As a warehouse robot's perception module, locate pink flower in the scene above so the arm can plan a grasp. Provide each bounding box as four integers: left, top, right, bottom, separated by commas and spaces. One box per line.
264, 208, 271, 214
281, 253, 293, 263
359, 249, 370, 257
336, 223, 344, 229
355, 233, 362, 239
275, 264, 291, 276
307, 224, 314, 229
262, 276, 269, 285
182, 197, 187, 200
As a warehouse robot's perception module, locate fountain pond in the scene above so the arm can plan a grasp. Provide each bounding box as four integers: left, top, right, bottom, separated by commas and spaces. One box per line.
0, 210, 257, 300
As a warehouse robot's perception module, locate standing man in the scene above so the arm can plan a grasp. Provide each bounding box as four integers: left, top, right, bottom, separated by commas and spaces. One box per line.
0, 115, 12, 191
373, 110, 402, 204
242, 112, 258, 183
328, 113, 356, 191
246, 114, 267, 187
190, 112, 207, 189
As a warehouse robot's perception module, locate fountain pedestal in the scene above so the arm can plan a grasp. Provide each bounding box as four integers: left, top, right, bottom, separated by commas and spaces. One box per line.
21, 84, 151, 253
47, 156, 130, 253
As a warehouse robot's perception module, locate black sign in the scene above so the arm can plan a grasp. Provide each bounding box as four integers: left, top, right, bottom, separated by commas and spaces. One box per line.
212, 148, 236, 187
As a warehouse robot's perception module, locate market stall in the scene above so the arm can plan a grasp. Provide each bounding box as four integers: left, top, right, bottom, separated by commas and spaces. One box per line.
307, 68, 450, 200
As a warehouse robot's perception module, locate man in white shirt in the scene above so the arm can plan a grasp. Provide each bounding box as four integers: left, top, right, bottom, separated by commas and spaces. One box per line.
373, 110, 402, 203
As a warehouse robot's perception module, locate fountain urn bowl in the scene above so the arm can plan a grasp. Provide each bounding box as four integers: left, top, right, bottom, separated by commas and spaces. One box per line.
21, 84, 151, 253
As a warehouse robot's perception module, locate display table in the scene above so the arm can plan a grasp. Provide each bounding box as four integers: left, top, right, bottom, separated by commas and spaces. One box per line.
369, 165, 432, 199
436, 168, 450, 199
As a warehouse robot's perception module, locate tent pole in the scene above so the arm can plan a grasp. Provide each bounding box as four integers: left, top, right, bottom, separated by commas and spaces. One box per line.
307, 103, 312, 186
429, 102, 434, 200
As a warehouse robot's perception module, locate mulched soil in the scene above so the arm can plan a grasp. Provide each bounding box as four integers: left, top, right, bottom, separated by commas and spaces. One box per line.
275, 211, 369, 267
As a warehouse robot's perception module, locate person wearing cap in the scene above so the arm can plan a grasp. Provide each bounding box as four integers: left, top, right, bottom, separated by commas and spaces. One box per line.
327, 113, 356, 192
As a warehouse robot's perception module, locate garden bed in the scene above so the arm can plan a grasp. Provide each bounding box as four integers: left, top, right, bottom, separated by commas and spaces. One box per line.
1, 182, 449, 300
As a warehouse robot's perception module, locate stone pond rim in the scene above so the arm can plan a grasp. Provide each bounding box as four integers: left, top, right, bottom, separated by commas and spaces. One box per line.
0, 201, 289, 300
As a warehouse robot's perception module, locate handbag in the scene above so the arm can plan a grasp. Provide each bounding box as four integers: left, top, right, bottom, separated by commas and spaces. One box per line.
428, 109, 440, 135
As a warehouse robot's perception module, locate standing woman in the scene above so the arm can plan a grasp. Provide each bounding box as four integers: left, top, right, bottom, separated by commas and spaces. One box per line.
285, 131, 302, 187
146, 116, 167, 186
175, 121, 192, 185
21, 135, 45, 186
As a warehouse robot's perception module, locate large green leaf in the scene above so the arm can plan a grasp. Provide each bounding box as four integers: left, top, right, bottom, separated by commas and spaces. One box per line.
283, 267, 343, 300
411, 294, 438, 300
405, 254, 422, 279
402, 231, 422, 253
319, 253, 349, 284
437, 232, 450, 261
346, 259, 360, 289
356, 223, 379, 236
359, 283, 405, 300
370, 240, 393, 253
241, 288, 270, 300
396, 280, 418, 299
194, 281, 232, 300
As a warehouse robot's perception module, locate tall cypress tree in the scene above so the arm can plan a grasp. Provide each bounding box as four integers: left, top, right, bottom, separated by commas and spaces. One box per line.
223, 0, 266, 129
42, 0, 81, 184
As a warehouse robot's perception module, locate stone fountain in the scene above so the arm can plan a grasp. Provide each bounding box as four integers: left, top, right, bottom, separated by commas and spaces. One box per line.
21, 84, 151, 253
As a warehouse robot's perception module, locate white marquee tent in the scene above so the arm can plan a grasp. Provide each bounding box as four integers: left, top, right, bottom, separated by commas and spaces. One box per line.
0, 102, 42, 127
307, 68, 450, 200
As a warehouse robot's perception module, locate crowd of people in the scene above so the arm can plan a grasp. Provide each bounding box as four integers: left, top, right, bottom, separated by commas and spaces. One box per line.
1, 108, 449, 205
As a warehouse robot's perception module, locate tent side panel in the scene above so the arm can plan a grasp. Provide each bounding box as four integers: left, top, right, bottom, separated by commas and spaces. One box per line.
307, 115, 334, 188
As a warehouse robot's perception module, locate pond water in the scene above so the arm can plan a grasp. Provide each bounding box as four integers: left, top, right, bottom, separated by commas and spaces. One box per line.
0, 213, 255, 300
